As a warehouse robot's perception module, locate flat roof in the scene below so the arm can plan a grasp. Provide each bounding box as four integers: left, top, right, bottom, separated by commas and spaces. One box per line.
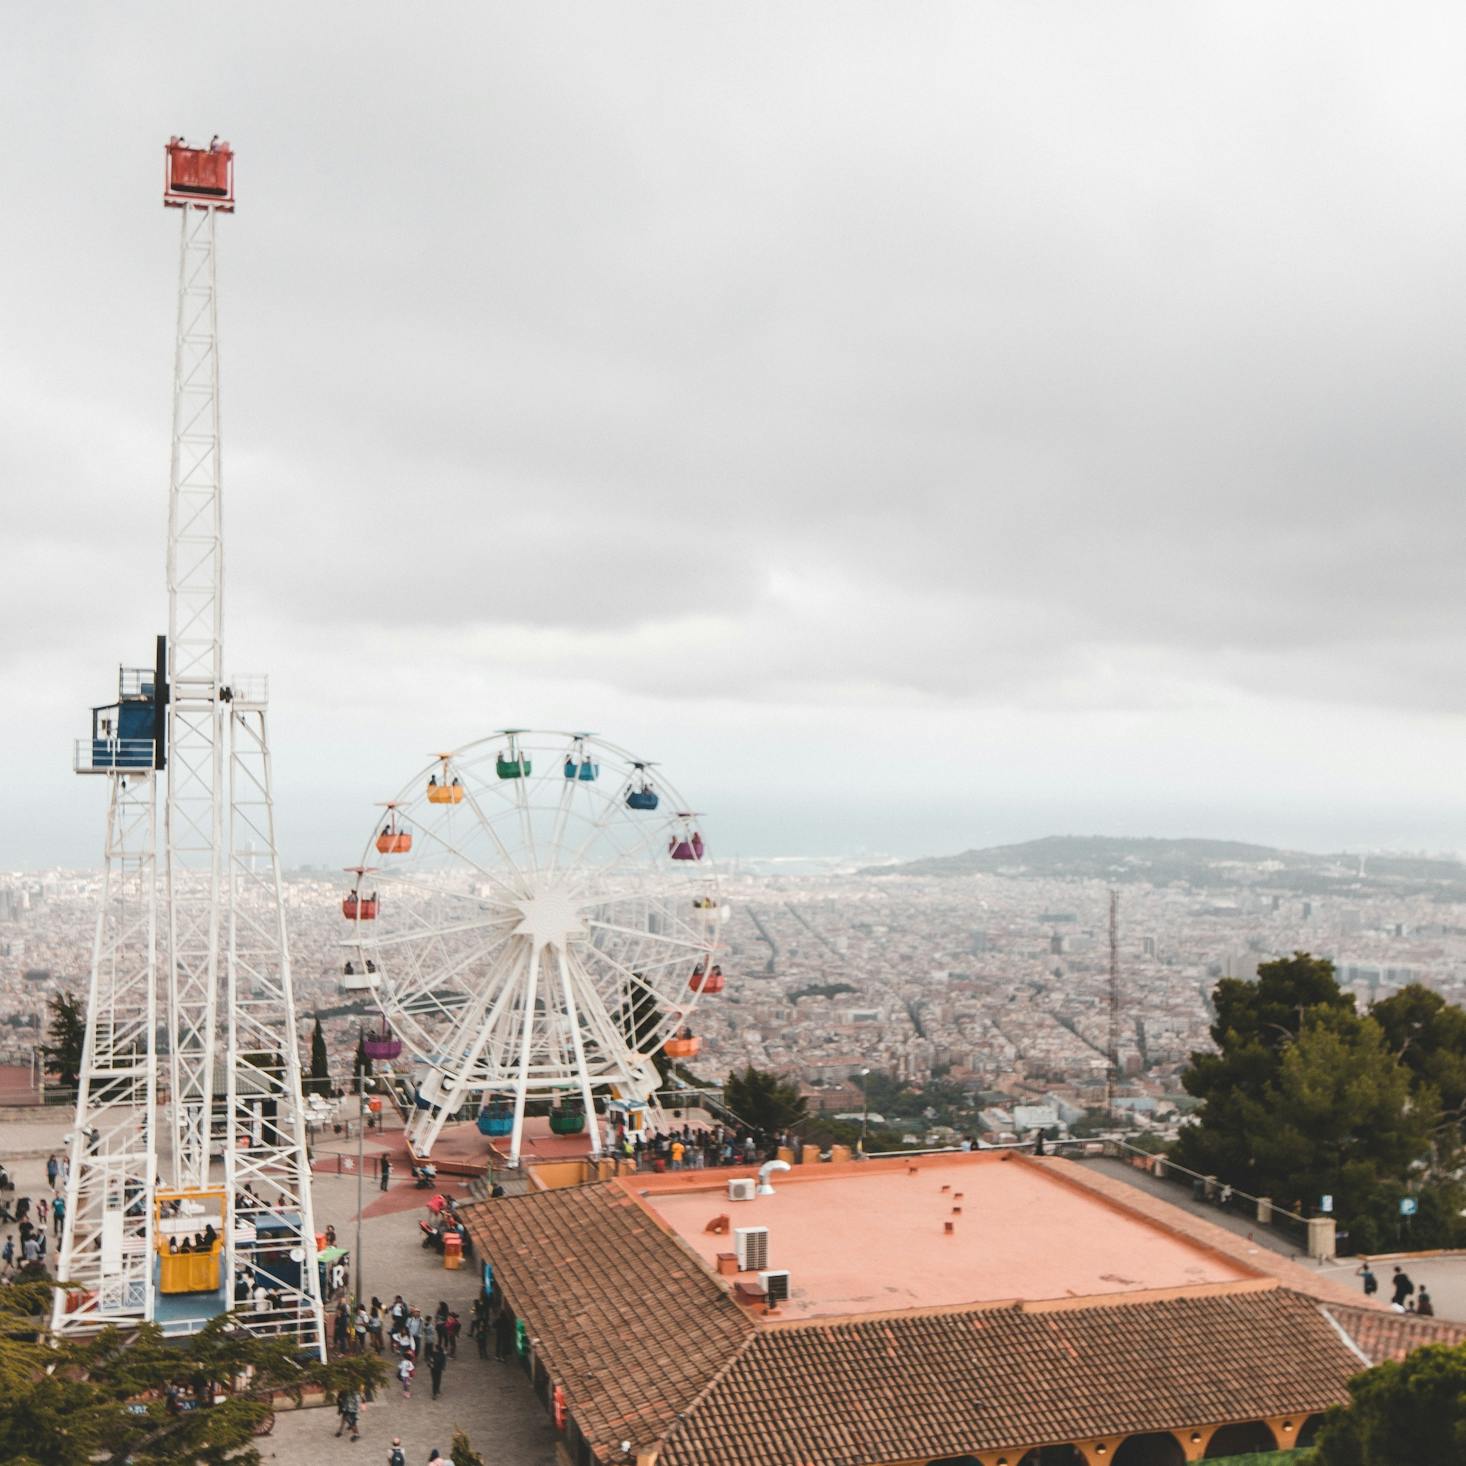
628, 1153, 1255, 1320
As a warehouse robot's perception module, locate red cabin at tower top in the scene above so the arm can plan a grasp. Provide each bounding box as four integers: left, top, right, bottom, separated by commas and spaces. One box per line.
164, 137, 235, 211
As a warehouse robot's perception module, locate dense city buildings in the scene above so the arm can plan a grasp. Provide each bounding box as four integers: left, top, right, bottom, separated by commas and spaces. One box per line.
7, 839, 1466, 1137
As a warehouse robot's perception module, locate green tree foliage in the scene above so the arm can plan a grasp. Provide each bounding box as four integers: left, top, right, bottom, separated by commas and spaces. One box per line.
450, 1427, 486, 1466
0, 1279, 383, 1466
352, 1031, 374, 1095
1309, 1341, 1466, 1465
41, 991, 86, 1090
789, 982, 857, 1002
1176, 955, 1466, 1250
305, 1016, 330, 1098
1372, 984, 1466, 1151
723, 1066, 808, 1139
621, 986, 672, 1087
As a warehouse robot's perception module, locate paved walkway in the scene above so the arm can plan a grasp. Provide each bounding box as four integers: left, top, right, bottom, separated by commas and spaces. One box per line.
0, 1117, 556, 1466
1073, 1156, 1302, 1259
270, 1174, 556, 1466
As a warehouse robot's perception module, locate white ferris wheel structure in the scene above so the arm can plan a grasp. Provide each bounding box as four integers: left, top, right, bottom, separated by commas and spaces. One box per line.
344, 731, 728, 1167
54, 141, 325, 1356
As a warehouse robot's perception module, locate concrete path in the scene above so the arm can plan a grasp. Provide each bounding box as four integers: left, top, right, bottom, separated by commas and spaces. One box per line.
0, 1118, 557, 1466
270, 1174, 556, 1466
1073, 1156, 1302, 1259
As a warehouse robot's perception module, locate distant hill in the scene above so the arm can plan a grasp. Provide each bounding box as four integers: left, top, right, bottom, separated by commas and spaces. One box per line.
860, 835, 1466, 898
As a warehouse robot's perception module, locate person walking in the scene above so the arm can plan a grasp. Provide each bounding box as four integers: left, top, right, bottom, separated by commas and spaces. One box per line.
429, 1340, 447, 1399
1356, 1262, 1378, 1297
45, 1155, 58, 1189
52, 1193, 65, 1239
1391, 1266, 1415, 1308
444, 1309, 461, 1358
380, 1155, 391, 1192
388, 1438, 407, 1466
397, 1353, 415, 1399
335, 1387, 361, 1441
369, 1298, 385, 1352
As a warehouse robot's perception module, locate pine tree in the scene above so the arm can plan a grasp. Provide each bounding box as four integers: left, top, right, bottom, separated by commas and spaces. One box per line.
306, 1015, 331, 1098
0, 1281, 383, 1466
41, 991, 87, 1090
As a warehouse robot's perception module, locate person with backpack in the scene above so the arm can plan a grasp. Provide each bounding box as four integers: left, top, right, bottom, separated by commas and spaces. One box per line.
388, 1439, 406, 1466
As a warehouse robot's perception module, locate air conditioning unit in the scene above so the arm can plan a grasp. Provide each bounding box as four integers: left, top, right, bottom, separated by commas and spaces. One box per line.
727, 1178, 756, 1202
759, 1269, 790, 1304
734, 1225, 768, 1272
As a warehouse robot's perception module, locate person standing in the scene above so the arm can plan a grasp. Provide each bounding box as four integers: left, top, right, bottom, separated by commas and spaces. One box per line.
397, 1353, 415, 1398
429, 1340, 447, 1399
388, 1438, 406, 1466
444, 1309, 460, 1358
1357, 1262, 1378, 1297
1418, 1286, 1436, 1317
380, 1155, 391, 1192
45, 1155, 58, 1189
52, 1193, 65, 1239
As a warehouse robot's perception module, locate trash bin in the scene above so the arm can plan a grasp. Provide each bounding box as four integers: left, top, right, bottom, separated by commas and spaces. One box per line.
443, 1232, 463, 1270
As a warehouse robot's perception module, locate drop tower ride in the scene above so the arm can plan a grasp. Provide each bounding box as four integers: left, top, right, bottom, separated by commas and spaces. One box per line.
54, 140, 325, 1356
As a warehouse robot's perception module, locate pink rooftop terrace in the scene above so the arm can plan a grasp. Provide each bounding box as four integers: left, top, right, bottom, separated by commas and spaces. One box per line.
627, 1152, 1256, 1321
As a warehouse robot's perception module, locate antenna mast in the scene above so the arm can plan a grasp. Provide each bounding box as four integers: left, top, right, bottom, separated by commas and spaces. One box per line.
1106, 888, 1120, 1119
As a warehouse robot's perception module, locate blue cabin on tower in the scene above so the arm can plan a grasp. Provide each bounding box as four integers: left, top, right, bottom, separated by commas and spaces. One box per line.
77, 636, 168, 774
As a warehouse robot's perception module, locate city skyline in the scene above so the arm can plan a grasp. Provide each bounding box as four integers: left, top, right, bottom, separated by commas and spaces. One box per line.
6, 5, 1466, 869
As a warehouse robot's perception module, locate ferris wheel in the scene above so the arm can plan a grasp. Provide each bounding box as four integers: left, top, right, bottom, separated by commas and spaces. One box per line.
343, 730, 727, 1165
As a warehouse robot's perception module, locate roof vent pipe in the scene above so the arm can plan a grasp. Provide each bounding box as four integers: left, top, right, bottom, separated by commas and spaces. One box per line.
757, 1159, 791, 1195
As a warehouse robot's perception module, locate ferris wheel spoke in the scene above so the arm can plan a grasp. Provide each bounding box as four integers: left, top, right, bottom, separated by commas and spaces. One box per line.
584, 918, 713, 955
353, 912, 518, 952
406, 807, 528, 904
557, 764, 639, 873
386, 925, 517, 1014
365, 867, 520, 912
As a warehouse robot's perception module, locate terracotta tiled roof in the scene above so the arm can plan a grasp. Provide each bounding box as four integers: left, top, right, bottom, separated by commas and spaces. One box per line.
459, 1183, 751, 1457
660, 1287, 1362, 1466
1321, 1303, 1466, 1364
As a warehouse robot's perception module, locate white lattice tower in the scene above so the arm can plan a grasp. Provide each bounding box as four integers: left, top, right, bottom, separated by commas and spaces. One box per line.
52, 773, 159, 1337
226, 690, 326, 1352
164, 199, 225, 1188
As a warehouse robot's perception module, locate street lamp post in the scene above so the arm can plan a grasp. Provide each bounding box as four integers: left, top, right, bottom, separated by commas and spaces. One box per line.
355, 1078, 374, 1306
860, 1068, 871, 1152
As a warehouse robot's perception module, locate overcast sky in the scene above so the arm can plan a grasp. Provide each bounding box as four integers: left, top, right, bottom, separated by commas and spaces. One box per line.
5, 4, 1466, 869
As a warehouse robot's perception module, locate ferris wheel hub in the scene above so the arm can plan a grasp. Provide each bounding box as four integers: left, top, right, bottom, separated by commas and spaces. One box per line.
510, 881, 587, 950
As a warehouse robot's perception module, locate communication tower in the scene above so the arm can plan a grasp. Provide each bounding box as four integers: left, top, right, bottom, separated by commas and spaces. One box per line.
54, 141, 325, 1356
1106, 888, 1121, 1119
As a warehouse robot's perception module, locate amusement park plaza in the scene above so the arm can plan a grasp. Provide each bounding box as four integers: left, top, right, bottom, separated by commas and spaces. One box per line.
6, 1088, 1466, 1466
10, 131, 1466, 1466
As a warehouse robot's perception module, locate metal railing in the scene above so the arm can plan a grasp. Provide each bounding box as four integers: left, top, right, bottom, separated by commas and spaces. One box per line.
74, 738, 155, 774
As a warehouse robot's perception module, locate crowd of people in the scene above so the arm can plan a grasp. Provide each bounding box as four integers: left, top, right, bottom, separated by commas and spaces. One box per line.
0, 1153, 70, 1279
608, 1121, 785, 1170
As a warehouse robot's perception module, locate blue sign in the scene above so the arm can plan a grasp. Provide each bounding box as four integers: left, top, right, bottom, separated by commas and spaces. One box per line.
1400, 1197, 1418, 1217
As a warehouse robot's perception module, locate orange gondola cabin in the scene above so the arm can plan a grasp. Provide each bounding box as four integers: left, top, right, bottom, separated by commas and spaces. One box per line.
163, 138, 235, 211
